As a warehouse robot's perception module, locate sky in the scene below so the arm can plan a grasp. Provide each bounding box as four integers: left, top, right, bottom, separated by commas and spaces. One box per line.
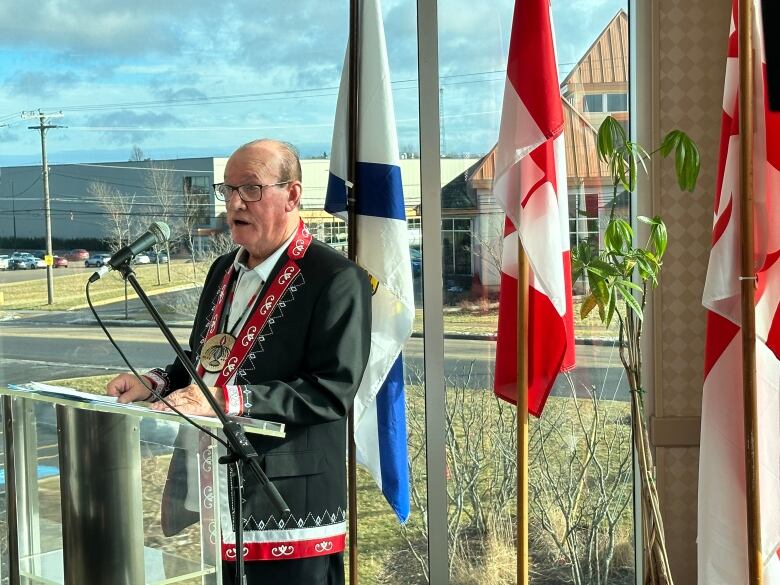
0, 0, 626, 167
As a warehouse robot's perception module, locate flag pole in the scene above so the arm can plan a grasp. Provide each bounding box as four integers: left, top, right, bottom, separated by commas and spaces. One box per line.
738, 0, 762, 583
346, 0, 361, 583
516, 238, 530, 585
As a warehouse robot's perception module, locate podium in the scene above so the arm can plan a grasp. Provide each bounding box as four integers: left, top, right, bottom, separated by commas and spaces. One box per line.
0, 383, 285, 585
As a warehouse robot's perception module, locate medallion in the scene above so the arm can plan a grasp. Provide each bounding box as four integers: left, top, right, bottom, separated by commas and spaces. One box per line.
200, 333, 236, 373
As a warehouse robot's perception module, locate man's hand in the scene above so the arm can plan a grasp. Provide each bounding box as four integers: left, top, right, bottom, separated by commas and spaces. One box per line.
106, 373, 153, 404
149, 383, 225, 417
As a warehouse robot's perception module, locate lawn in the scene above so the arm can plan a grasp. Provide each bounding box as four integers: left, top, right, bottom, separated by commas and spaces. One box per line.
0, 261, 212, 311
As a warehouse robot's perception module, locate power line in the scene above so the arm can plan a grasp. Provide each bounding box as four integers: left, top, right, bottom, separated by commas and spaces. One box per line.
0, 60, 628, 123
66, 163, 213, 173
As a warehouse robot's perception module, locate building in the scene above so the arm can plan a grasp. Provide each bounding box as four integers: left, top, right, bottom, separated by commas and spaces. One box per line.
441, 9, 628, 296
0, 157, 478, 252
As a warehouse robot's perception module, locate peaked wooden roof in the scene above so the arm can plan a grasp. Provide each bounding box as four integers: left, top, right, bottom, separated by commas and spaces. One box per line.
451, 99, 610, 202
560, 10, 628, 88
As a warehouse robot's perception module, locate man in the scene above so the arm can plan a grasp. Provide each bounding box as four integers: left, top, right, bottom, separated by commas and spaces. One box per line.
107, 139, 372, 584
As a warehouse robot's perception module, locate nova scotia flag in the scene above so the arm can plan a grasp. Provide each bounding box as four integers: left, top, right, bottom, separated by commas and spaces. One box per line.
325, 0, 414, 522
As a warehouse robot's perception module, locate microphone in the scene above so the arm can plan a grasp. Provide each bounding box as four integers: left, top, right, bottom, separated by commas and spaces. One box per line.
89, 221, 170, 283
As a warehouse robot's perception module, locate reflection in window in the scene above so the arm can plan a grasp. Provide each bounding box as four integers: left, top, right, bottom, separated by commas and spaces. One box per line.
442, 217, 472, 278
584, 93, 605, 112
183, 176, 211, 226
607, 92, 629, 111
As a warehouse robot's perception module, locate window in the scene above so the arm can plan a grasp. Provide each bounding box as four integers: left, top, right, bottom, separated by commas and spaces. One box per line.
607, 92, 629, 111
315, 220, 347, 247
441, 217, 472, 278
184, 176, 210, 194
583, 92, 629, 113
183, 176, 212, 226
584, 93, 605, 112
438, 2, 633, 583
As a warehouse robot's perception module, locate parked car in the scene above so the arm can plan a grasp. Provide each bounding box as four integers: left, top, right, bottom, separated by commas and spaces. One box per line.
67, 249, 89, 261
133, 253, 151, 265
33, 257, 47, 269
9, 253, 38, 270
54, 256, 69, 268
85, 253, 111, 267
148, 250, 169, 263
0, 255, 9, 270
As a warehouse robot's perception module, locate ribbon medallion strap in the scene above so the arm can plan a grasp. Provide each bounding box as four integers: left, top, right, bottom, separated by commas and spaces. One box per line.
197, 221, 312, 386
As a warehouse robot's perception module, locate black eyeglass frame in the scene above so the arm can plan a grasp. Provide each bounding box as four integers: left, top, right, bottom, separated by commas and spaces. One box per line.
212, 181, 291, 203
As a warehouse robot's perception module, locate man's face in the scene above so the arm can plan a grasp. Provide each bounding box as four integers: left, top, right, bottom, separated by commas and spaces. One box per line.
223, 144, 300, 263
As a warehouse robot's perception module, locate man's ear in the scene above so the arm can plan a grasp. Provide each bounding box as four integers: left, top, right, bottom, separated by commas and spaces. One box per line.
286, 181, 302, 211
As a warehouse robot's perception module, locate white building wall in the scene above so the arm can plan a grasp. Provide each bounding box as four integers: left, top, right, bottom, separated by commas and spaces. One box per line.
0, 156, 479, 243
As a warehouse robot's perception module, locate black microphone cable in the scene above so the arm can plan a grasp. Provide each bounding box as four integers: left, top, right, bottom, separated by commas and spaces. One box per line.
85, 276, 228, 448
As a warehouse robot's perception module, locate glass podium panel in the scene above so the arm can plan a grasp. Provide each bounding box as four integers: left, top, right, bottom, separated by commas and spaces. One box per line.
0, 385, 284, 584
18, 548, 214, 585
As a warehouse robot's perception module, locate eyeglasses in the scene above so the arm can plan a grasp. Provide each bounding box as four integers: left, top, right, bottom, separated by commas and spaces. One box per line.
213, 181, 290, 203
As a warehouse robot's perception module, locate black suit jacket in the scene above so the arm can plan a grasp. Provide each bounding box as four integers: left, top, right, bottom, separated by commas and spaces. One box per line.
157, 236, 372, 561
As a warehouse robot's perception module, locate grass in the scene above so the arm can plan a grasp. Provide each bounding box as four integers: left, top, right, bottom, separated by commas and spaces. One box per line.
0, 260, 211, 311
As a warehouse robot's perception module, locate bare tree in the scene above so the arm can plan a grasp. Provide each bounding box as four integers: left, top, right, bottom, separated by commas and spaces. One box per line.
89, 182, 137, 252
470, 212, 505, 294
179, 177, 211, 282
202, 231, 237, 264
129, 145, 148, 162
397, 365, 634, 585
529, 375, 633, 585
145, 163, 176, 283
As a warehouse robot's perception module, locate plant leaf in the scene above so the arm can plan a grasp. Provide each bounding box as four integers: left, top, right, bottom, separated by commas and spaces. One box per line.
580, 294, 599, 320
660, 130, 682, 157
649, 216, 668, 258
616, 280, 643, 320
605, 286, 617, 328
661, 129, 701, 192
587, 271, 610, 323
605, 218, 633, 255
597, 116, 627, 163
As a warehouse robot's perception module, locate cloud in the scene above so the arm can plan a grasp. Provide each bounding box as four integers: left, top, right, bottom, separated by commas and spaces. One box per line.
0, 127, 19, 143
153, 87, 209, 103
0, 0, 216, 56
0, 0, 629, 164
6, 71, 81, 98
226, 1, 348, 88
81, 110, 184, 144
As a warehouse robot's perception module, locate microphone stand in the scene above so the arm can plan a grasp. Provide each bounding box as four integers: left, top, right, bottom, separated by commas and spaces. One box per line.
115, 262, 289, 584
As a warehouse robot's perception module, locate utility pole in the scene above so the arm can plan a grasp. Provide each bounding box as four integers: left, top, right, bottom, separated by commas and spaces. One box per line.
23, 110, 64, 305
11, 181, 16, 248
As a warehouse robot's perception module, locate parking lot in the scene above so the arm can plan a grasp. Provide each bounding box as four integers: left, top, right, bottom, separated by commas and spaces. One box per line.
0, 265, 93, 284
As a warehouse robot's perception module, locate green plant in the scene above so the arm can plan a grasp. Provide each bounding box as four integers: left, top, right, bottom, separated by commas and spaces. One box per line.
571, 116, 700, 585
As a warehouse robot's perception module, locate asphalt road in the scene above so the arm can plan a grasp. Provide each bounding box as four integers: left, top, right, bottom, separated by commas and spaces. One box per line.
0, 318, 628, 401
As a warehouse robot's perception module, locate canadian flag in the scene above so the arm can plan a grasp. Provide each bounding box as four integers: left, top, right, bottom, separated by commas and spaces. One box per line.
698, 1, 780, 583
493, 0, 575, 415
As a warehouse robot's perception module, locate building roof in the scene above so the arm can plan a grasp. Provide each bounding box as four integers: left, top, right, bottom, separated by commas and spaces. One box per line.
560, 10, 628, 90
441, 100, 612, 210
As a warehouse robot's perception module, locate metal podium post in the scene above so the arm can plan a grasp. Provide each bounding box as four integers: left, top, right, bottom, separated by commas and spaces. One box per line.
56, 406, 144, 584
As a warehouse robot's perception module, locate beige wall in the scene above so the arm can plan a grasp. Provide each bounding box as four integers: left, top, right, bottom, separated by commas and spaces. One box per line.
640, 0, 732, 582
